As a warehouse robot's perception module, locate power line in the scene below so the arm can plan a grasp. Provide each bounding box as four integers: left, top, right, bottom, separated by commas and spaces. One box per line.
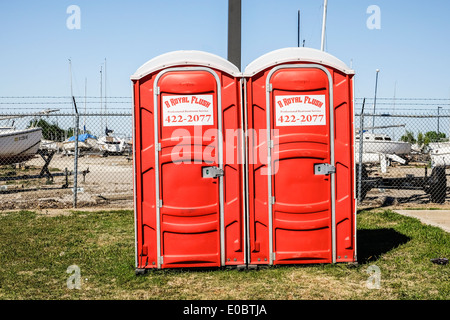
1, 96, 448, 101
355, 103, 450, 106
355, 97, 450, 101
0, 101, 132, 104
0, 96, 131, 99
0, 112, 132, 117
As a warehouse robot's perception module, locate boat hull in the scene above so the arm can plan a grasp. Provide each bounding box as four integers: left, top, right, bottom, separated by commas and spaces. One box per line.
355, 140, 411, 155
97, 135, 125, 154
40, 139, 63, 152
63, 138, 99, 152
429, 142, 450, 167
0, 127, 43, 165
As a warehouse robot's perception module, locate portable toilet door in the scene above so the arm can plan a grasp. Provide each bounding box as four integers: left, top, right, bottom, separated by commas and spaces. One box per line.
244, 47, 356, 266
131, 51, 245, 270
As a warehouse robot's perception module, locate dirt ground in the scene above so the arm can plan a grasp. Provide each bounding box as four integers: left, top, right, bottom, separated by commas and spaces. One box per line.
0, 153, 134, 211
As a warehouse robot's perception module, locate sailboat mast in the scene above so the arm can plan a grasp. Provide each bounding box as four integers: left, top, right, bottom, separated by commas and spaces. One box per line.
104, 58, 107, 129
100, 66, 103, 137
69, 59, 73, 97
392, 81, 397, 139
84, 78, 87, 134
69, 58, 76, 130
321, 0, 328, 51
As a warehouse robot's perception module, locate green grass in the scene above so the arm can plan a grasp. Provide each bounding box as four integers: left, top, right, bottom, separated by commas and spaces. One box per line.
0, 209, 449, 300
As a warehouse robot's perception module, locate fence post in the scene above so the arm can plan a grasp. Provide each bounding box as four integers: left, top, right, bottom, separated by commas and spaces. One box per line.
72, 96, 79, 208
358, 98, 366, 203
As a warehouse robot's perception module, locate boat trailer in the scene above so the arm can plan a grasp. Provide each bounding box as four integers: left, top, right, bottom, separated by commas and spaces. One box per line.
0, 149, 89, 190
357, 164, 447, 204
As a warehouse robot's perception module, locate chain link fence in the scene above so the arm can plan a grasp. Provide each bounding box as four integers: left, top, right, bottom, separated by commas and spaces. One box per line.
0, 96, 133, 210
1, 96, 450, 210
356, 98, 450, 207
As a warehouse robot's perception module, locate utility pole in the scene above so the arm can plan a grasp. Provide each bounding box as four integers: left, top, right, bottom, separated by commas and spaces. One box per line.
228, 0, 241, 70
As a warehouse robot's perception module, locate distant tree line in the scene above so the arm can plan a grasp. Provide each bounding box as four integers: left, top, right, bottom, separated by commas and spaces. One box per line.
400, 130, 448, 146
27, 119, 89, 142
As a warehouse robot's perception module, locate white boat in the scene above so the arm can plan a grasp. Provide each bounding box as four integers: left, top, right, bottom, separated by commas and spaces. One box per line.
0, 126, 43, 165
355, 133, 411, 155
97, 134, 126, 154
428, 142, 450, 167
40, 139, 63, 152
62, 133, 99, 153
355, 133, 411, 173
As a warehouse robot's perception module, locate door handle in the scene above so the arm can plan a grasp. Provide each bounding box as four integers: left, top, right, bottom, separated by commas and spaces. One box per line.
202, 166, 224, 178
314, 163, 336, 175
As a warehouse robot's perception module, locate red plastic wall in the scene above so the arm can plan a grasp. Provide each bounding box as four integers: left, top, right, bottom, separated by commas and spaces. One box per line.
246, 63, 356, 265
133, 67, 244, 269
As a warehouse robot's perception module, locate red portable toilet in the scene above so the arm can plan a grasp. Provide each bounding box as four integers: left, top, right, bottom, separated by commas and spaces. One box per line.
131, 51, 245, 271
244, 47, 356, 266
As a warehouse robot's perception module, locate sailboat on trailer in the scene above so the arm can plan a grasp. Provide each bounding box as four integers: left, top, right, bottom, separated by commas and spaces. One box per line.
96, 58, 128, 155
62, 61, 99, 154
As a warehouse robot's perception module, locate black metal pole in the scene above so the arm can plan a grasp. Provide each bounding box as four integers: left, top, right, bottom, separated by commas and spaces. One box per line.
298, 10, 300, 47
358, 98, 366, 203
228, 0, 241, 70
72, 96, 79, 208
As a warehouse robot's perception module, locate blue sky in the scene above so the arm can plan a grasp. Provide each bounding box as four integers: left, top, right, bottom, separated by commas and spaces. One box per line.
1, 0, 449, 108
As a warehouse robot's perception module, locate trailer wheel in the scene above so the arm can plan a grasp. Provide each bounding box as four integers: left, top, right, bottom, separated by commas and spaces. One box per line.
429, 167, 447, 204
356, 164, 369, 201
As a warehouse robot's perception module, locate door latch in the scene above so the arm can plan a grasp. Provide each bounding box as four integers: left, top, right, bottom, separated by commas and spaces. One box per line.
314, 163, 336, 175
202, 166, 224, 178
